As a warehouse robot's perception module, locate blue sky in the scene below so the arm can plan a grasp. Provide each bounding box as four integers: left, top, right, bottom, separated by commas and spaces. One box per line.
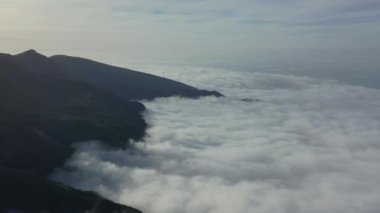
1, 0, 380, 65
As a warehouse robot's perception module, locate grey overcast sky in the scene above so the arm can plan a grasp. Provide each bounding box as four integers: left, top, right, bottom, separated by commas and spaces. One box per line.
1, 0, 380, 65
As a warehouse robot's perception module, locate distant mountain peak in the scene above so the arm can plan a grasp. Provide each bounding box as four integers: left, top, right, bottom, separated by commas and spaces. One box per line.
13, 49, 69, 77
24, 49, 38, 54
16, 49, 45, 58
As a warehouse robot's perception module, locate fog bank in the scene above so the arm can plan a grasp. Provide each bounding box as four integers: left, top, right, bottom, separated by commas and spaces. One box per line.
52, 66, 380, 213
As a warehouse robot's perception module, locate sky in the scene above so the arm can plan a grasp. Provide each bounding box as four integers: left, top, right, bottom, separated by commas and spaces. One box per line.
1, 0, 380, 65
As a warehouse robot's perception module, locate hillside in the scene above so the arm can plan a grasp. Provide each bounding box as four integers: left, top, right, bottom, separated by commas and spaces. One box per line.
0, 50, 223, 212
50, 54, 223, 100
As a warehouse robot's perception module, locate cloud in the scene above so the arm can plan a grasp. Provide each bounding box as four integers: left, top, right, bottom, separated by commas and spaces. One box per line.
336, 1, 380, 13
52, 66, 380, 213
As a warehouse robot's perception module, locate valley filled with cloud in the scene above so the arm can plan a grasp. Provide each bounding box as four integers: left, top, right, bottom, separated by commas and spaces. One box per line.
52, 66, 380, 213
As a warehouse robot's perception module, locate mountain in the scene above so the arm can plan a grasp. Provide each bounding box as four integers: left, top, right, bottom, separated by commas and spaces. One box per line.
0, 167, 142, 213
0, 51, 146, 212
13, 49, 69, 78
50, 55, 223, 100
0, 49, 223, 212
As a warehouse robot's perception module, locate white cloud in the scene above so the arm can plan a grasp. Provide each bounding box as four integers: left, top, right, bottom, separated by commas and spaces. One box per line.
52, 66, 380, 213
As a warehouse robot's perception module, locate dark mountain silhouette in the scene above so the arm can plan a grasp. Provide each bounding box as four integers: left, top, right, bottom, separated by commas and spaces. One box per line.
50, 55, 223, 100
0, 49, 223, 212
13, 49, 69, 78
0, 167, 142, 213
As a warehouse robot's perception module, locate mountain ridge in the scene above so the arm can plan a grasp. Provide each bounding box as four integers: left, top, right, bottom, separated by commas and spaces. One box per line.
0, 49, 224, 212
50, 54, 223, 100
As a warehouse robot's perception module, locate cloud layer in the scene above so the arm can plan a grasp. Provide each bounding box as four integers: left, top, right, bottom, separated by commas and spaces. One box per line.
52, 66, 380, 213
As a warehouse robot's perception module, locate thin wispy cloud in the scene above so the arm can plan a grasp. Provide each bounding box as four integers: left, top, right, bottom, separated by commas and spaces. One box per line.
336, 1, 380, 13
1, 0, 379, 66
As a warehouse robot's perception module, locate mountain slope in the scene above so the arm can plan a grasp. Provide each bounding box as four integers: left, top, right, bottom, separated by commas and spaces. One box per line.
50, 55, 223, 100
0, 52, 146, 150
0, 167, 142, 213
0, 49, 223, 212
0, 51, 146, 212
13, 49, 69, 78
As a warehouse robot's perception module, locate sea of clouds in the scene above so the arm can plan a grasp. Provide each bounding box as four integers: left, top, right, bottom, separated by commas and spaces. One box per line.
52, 65, 380, 213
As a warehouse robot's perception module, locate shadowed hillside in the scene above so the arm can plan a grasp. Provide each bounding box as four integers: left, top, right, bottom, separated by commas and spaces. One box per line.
0, 167, 142, 213
0, 50, 223, 212
51, 55, 223, 100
